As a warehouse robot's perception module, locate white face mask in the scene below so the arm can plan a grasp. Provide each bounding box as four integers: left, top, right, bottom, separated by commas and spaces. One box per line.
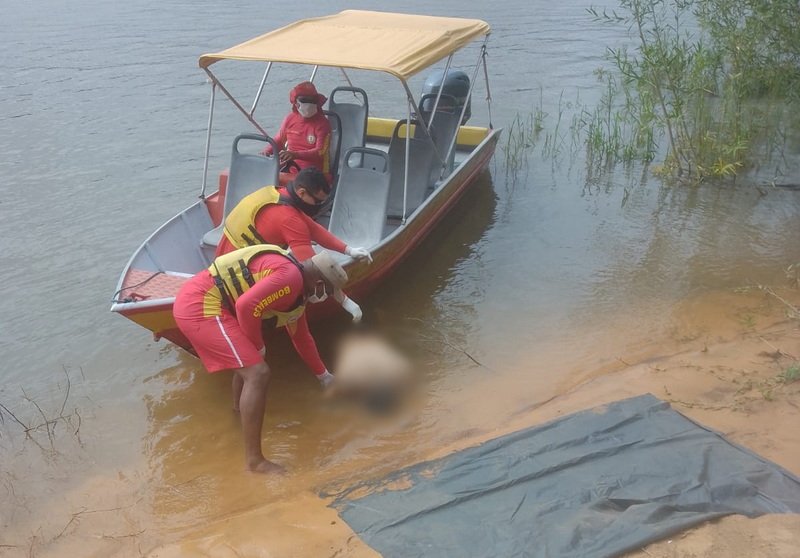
297, 102, 318, 118
307, 281, 328, 304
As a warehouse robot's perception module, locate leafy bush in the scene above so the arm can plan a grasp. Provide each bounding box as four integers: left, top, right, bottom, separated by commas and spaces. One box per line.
586, 0, 800, 182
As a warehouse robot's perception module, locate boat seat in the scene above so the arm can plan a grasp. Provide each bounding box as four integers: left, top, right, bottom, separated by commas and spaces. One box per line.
328, 87, 368, 170
386, 119, 436, 219
202, 133, 279, 246
328, 147, 391, 250
417, 93, 461, 183
324, 110, 343, 182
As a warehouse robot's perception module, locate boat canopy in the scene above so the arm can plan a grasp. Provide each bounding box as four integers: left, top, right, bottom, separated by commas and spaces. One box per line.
198, 10, 491, 80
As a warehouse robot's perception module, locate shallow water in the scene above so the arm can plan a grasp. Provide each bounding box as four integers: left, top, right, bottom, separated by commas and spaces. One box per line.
1, 0, 799, 554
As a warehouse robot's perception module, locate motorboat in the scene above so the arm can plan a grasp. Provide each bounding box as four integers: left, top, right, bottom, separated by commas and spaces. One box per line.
111, 10, 500, 352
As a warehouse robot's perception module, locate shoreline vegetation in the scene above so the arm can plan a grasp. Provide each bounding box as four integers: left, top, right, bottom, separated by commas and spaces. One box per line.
503, 0, 800, 185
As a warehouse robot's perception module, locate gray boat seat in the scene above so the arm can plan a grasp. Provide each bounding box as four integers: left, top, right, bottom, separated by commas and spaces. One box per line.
417, 93, 461, 182
328, 147, 391, 249
328, 87, 368, 170
386, 119, 436, 219
324, 110, 343, 181
202, 133, 279, 247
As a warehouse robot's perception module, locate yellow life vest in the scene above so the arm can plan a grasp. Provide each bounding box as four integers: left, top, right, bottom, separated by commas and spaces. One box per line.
207, 244, 305, 327
222, 186, 281, 249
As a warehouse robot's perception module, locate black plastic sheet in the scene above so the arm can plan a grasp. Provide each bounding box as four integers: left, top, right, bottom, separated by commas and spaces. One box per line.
331, 394, 800, 558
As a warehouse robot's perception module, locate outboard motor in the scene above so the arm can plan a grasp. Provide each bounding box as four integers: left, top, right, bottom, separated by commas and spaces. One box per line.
420, 70, 471, 124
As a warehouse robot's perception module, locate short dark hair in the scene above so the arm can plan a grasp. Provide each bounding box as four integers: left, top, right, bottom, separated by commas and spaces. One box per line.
294, 167, 331, 195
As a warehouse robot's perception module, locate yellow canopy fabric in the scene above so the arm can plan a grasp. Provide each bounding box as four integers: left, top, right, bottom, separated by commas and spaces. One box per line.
199, 10, 490, 80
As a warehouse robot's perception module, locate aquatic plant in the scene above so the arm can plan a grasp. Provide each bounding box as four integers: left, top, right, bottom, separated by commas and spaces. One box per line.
501, 89, 548, 185
501, 88, 584, 178
584, 0, 800, 183
779, 365, 800, 384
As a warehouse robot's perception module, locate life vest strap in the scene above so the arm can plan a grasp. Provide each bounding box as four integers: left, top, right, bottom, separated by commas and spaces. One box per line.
239, 259, 255, 288
285, 250, 302, 269
227, 267, 244, 296
212, 272, 235, 314
247, 225, 267, 244
247, 225, 269, 244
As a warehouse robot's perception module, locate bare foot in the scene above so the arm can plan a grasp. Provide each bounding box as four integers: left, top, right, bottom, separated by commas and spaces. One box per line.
247, 458, 287, 475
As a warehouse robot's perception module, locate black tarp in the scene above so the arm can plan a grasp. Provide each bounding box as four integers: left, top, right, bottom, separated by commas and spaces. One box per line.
330, 394, 800, 558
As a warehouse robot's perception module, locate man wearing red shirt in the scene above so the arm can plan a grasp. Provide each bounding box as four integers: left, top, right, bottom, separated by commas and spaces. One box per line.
173, 246, 349, 474
266, 81, 331, 179
217, 168, 371, 320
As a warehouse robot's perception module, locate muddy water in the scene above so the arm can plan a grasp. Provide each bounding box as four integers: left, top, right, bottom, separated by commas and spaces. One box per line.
1, 0, 799, 555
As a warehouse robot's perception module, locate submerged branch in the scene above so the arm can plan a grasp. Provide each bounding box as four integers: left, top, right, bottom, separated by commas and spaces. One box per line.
0, 402, 29, 431
404, 317, 493, 371
1, 367, 85, 451
759, 286, 800, 320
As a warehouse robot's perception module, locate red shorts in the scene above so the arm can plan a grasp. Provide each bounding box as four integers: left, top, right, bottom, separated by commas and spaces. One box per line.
173, 276, 263, 373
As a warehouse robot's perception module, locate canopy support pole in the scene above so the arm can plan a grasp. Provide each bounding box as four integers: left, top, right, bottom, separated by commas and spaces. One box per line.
310, 65, 319, 82
441, 43, 486, 180
203, 68, 268, 137
200, 81, 217, 199
402, 97, 411, 223
339, 68, 359, 98
250, 62, 272, 117
427, 54, 453, 129
481, 44, 493, 129
401, 81, 444, 166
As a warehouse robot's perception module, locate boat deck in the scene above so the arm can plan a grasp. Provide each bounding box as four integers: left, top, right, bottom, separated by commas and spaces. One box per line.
116, 269, 189, 303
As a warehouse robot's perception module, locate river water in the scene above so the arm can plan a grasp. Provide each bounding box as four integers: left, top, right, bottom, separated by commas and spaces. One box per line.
1, 0, 798, 555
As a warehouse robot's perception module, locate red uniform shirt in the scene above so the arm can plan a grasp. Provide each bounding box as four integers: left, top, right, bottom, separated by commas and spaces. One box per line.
215, 195, 347, 261
272, 111, 331, 174
173, 253, 325, 374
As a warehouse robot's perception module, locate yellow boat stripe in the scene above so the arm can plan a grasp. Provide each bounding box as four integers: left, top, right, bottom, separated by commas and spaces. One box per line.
366, 117, 489, 147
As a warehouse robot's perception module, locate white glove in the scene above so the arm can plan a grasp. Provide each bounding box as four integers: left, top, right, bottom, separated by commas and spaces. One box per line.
340, 296, 363, 323
317, 370, 335, 389
345, 246, 373, 263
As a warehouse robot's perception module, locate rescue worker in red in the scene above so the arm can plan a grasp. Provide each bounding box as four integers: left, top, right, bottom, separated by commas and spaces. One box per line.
216, 167, 371, 319
265, 81, 332, 183
173, 246, 350, 474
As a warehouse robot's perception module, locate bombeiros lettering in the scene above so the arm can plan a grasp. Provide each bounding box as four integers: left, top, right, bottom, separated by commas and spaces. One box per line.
252, 286, 291, 317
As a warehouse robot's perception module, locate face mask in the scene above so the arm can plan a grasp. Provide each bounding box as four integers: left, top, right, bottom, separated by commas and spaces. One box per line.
297, 102, 318, 118
285, 183, 326, 217
307, 280, 328, 304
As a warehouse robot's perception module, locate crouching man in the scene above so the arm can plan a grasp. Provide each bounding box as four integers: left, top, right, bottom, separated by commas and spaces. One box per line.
173, 245, 354, 474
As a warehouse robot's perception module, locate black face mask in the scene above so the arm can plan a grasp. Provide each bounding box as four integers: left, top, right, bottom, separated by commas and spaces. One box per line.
285, 182, 326, 217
